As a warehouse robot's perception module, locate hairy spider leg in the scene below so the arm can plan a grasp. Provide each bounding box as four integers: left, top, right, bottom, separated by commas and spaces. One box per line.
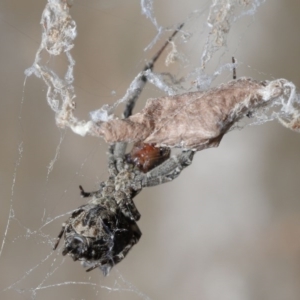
139, 150, 195, 187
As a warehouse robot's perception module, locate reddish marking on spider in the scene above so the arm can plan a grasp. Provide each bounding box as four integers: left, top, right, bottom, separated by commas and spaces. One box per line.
126, 142, 170, 173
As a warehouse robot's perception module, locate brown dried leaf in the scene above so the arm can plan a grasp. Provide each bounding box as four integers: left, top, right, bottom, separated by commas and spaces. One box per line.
93, 77, 290, 151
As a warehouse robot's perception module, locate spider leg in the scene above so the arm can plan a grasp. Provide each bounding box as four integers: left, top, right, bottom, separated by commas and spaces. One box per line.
122, 197, 141, 221
232, 57, 236, 80
123, 23, 184, 119
79, 184, 104, 198
140, 150, 195, 187
53, 223, 66, 250
107, 144, 118, 176
112, 23, 184, 170
86, 264, 100, 273
115, 189, 141, 221
114, 142, 126, 173
79, 185, 94, 198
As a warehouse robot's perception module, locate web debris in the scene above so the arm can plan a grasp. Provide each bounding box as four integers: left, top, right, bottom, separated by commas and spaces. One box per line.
201, 0, 266, 68
25, 0, 300, 154
25, 0, 78, 131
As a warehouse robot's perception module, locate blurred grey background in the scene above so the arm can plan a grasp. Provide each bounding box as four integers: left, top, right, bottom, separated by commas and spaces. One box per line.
1, 0, 300, 299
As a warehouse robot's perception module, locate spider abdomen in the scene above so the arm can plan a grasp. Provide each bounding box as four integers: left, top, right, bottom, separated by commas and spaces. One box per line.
60, 202, 141, 274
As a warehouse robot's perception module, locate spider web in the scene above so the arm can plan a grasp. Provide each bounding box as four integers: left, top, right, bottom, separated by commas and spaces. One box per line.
2, 1, 300, 300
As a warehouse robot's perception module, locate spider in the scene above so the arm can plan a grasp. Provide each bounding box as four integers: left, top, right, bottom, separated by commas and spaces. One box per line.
53, 24, 196, 275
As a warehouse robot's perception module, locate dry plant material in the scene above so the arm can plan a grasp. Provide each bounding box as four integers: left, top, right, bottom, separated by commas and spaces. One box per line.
92, 77, 296, 150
